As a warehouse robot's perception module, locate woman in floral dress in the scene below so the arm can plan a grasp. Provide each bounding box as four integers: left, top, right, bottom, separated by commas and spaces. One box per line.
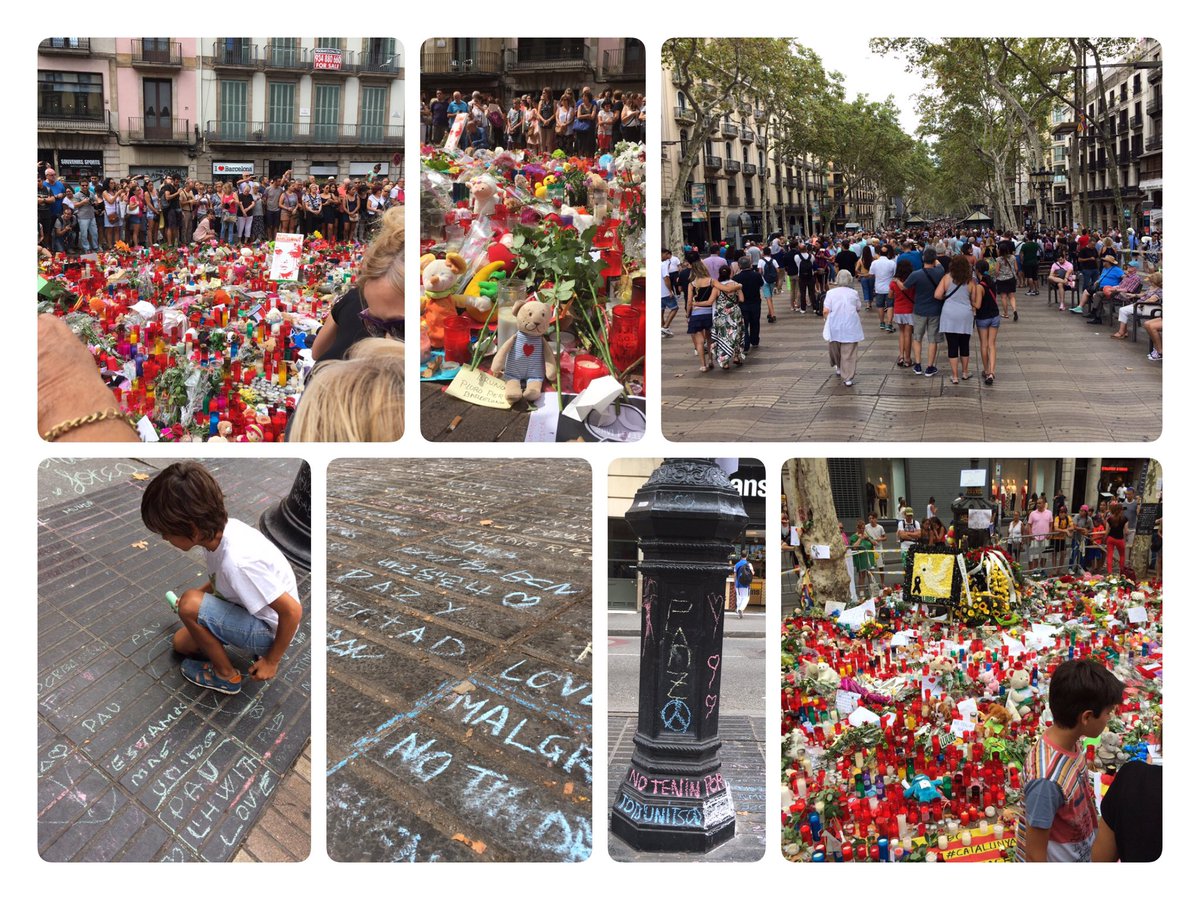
711, 264, 745, 370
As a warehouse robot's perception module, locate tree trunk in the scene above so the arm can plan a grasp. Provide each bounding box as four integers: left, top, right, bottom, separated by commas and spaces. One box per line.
1086, 41, 1127, 232
792, 458, 852, 604
1128, 459, 1162, 580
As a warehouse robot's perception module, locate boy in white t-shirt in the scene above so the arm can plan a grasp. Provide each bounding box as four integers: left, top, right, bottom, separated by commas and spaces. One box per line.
141, 462, 302, 695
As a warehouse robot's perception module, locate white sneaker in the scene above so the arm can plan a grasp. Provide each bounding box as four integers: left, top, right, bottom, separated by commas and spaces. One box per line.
844, 379, 854, 386
662, 327, 674, 336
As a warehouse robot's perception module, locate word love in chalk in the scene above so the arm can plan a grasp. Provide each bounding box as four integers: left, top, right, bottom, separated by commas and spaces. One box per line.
625, 766, 727, 799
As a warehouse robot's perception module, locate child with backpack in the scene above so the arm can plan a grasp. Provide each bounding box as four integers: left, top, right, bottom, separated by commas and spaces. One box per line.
733, 551, 754, 619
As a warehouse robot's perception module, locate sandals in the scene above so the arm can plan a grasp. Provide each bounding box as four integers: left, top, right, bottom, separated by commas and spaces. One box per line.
962, 372, 972, 380
181, 659, 243, 695
1111, 333, 1127, 340
767, 315, 777, 323
984, 374, 994, 385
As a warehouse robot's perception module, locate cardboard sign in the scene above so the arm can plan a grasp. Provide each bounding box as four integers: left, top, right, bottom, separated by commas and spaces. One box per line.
270, 233, 304, 281
811, 544, 831, 560
445, 365, 512, 409
968, 508, 993, 529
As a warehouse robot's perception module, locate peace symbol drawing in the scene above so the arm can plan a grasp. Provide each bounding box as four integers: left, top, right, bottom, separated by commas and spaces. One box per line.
660, 698, 692, 733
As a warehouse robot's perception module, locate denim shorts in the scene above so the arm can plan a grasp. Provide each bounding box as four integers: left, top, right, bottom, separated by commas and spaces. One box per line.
662, 295, 678, 310
197, 593, 275, 654
976, 316, 1001, 329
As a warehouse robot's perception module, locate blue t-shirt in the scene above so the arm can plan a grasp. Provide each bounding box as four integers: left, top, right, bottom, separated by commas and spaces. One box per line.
897, 249, 923, 273
1097, 266, 1124, 288
42, 179, 67, 216
447, 100, 468, 115
904, 265, 946, 317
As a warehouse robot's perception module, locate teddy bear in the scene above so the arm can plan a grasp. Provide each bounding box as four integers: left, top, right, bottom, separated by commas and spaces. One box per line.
806, 660, 840, 692
1005, 667, 1035, 719
420, 252, 467, 348
904, 773, 944, 803
1095, 730, 1125, 770
469, 173, 500, 219
492, 295, 558, 405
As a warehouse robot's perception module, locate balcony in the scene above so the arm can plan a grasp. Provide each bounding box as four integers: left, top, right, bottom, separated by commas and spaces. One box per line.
723, 159, 741, 173
742, 162, 757, 176
37, 110, 110, 133
753, 107, 766, 120
1130, 113, 1143, 130
211, 41, 259, 68
721, 122, 738, 137
599, 47, 644, 80
127, 116, 190, 143
703, 154, 721, 171
359, 52, 402, 76
755, 133, 765, 147
1118, 150, 1131, 166
131, 40, 182, 67
1148, 66, 1162, 84
1146, 95, 1162, 116
1144, 134, 1162, 154
205, 120, 404, 146
39, 38, 90, 54
263, 44, 312, 70
504, 43, 593, 73
673, 105, 696, 124
422, 49, 502, 75
727, 192, 738, 206
740, 128, 754, 142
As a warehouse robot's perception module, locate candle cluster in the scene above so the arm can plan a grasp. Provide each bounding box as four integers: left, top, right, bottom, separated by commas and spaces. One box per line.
40, 239, 363, 441
781, 572, 1162, 863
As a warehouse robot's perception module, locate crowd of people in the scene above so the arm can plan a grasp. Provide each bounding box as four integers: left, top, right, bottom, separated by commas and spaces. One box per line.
664, 223, 1165, 384
785, 484, 1160, 597
37, 163, 405, 256
422, 87, 647, 154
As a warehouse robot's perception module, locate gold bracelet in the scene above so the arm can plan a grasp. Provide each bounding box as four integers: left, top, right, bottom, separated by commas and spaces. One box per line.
42, 408, 139, 442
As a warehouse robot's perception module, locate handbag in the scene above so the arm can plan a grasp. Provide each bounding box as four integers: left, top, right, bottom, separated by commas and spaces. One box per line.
106, 211, 117, 224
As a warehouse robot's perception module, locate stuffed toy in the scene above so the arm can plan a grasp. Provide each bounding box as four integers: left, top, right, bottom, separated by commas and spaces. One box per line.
807, 660, 840, 692
469, 174, 500, 219
1096, 730, 1125, 769
492, 295, 558, 404
1005, 667, 1035, 719
838, 675, 890, 707
904, 773, 944, 803
420, 252, 467, 348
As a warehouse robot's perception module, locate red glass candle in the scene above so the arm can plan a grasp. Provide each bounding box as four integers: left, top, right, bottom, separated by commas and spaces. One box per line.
443, 315, 473, 364
571, 354, 608, 393
609, 304, 640, 375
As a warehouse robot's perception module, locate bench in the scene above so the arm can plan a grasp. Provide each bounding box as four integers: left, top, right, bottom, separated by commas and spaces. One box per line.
1130, 299, 1161, 345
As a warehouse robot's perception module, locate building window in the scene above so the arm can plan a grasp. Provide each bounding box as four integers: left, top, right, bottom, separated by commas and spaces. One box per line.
312, 82, 341, 141
270, 37, 299, 66
142, 78, 173, 138
38, 70, 104, 120
314, 37, 344, 51
359, 85, 387, 141
268, 82, 295, 141
363, 37, 396, 69
218, 79, 248, 140
676, 90, 686, 110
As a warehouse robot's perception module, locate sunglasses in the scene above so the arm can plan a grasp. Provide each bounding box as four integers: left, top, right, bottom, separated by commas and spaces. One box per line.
358, 305, 405, 340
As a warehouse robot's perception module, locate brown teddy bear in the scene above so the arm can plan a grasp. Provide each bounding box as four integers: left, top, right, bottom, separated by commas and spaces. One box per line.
492, 295, 558, 405
420, 252, 467, 348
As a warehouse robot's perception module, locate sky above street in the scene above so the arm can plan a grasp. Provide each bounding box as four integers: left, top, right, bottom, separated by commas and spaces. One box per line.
794, 35, 928, 136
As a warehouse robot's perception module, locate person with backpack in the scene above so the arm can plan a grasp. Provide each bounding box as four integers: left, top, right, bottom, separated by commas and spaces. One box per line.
794, 243, 818, 313
733, 551, 754, 619
1018, 233, 1042, 300
994, 235, 1019, 320
974, 258, 1002, 385
758, 250, 780, 322
780, 240, 800, 310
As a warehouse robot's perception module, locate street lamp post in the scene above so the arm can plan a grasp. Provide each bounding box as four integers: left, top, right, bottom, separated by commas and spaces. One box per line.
1029, 169, 1053, 231
610, 458, 748, 853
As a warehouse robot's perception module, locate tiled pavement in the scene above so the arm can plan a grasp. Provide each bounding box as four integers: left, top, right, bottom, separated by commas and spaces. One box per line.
661, 285, 1162, 441
37, 459, 311, 862
606, 714, 767, 862
325, 459, 593, 862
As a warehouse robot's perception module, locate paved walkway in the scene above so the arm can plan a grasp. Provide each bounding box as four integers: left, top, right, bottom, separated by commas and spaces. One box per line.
661, 284, 1162, 441
326, 460, 593, 862
37, 459, 311, 862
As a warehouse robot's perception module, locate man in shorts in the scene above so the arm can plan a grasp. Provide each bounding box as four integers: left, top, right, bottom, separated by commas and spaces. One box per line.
905, 248, 945, 377
661, 248, 678, 336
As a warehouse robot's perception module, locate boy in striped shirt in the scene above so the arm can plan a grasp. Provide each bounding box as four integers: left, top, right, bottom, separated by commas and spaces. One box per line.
1016, 658, 1125, 861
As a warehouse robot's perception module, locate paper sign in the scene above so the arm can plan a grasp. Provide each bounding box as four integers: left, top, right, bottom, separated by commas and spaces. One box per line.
951, 718, 976, 738
789, 527, 800, 546
1127, 606, 1148, 623
269, 233, 304, 281
835, 690, 861, 717
957, 697, 979, 721
968, 508, 993, 529
811, 544, 831, 560
824, 600, 846, 618
524, 394, 560, 442
135, 415, 159, 442
446, 112, 468, 151
837, 599, 876, 631
920, 676, 944, 698
890, 629, 916, 647
847, 707, 881, 727
445, 365, 512, 409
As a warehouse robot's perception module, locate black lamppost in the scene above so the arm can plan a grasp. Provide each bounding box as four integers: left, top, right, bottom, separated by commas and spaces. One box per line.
610, 458, 748, 853
1030, 168, 1054, 230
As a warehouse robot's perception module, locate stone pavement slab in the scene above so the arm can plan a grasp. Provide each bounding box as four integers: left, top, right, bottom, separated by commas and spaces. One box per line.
606, 714, 767, 862
661, 284, 1161, 441
325, 459, 593, 862
37, 458, 312, 862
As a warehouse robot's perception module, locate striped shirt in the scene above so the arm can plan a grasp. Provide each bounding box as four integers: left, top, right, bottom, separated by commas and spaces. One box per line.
1015, 734, 1097, 861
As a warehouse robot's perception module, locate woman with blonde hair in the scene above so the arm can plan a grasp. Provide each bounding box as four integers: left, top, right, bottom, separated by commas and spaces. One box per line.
289, 338, 404, 442
311, 204, 404, 363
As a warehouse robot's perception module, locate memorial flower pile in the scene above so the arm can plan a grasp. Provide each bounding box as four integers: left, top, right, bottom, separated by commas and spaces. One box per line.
780, 572, 1162, 862
38, 239, 363, 441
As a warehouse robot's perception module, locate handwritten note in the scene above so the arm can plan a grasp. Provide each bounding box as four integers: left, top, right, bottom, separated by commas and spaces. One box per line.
446, 366, 512, 409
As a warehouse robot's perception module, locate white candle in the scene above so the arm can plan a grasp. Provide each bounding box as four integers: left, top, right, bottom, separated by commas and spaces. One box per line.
960, 830, 972, 847
815, 800, 825, 815
937, 834, 949, 850
855, 751, 864, 769
902, 836, 913, 852
496, 305, 519, 352
994, 823, 1005, 841
985, 804, 996, 819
